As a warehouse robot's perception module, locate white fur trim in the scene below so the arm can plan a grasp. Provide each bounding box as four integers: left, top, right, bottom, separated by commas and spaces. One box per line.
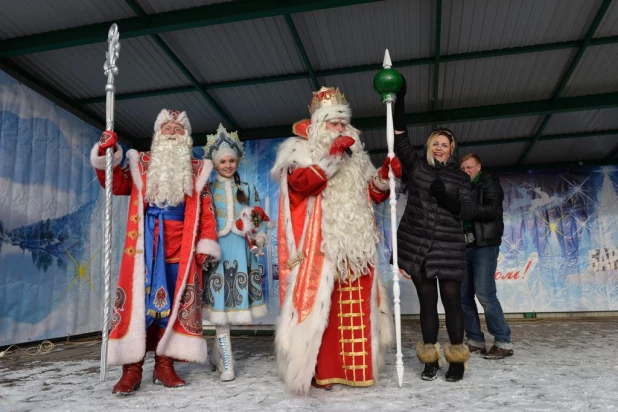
158, 333, 207, 363
216, 175, 236, 237
275, 258, 335, 395
203, 304, 267, 326
270, 137, 313, 179
373, 174, 390, 191
154, 108, 192, 136
90, 143, 123, 170
126, 149, 142, 191
316, 155, 342, 179
196, 159, 213, 194
107, 182, 147, 365
196, 238, 221, 261
311, 104, 351, 124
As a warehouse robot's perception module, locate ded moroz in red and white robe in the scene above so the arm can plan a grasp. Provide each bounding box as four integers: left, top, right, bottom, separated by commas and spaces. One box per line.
91, 144, 220, 366
271, 123, 395, 394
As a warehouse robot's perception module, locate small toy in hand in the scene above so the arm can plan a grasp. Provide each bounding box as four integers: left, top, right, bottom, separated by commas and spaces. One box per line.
233, 206, 273, 256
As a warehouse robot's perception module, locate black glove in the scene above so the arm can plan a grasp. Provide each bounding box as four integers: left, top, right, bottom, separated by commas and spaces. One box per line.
430, 178, 461, 216
394, 76, 407, 132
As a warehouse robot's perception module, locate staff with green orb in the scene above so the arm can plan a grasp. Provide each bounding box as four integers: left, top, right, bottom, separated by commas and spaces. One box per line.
373, 49, 404, 388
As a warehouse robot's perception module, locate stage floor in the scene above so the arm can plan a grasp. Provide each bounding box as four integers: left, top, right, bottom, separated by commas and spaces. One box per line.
1, 319, 617, 411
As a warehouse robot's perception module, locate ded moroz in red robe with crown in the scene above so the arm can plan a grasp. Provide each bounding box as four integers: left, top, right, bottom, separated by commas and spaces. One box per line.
271, 87, 398, 394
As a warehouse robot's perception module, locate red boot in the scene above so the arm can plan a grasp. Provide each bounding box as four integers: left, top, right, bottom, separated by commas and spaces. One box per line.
153, 355, 186, 387
112, 360, 144, 395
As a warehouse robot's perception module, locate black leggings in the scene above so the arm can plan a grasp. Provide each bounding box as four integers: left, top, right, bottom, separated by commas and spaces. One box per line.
412, 273, 464, 345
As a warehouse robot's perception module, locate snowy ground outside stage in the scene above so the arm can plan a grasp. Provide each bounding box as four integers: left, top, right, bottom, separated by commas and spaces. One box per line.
1, 319, 617, 411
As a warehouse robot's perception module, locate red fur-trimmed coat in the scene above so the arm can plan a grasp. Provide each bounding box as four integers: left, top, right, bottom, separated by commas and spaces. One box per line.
91, 144, 220, 365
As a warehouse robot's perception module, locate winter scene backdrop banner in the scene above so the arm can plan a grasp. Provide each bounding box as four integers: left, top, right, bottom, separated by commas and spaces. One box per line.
2, 64, 618, 347
0, 69, 129, 347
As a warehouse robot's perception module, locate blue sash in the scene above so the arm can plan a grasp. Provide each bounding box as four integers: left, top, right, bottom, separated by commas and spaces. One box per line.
144, 203, 185, 324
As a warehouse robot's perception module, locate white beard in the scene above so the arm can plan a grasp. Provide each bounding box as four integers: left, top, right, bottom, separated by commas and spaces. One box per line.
308, 123, 379, 280
145, 131, 194, 207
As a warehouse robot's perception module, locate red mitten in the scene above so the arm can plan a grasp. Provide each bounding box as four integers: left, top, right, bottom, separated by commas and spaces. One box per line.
391, 156, 402, 178
99, 130, 118, 151
378, 156, 403, 179
329, 135, 355, 156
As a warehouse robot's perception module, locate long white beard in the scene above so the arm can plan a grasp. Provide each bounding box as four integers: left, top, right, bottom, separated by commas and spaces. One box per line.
308, 124, 379, 279
145, 132, 194, 207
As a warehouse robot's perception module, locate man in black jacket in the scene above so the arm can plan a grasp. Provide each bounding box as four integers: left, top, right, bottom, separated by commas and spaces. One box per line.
460, 154, 514, 360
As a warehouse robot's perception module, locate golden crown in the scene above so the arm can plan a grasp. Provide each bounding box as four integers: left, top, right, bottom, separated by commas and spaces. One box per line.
309, 87, 348, 115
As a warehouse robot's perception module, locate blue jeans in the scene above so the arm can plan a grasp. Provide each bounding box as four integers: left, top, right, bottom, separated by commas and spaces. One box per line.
462, 245, 511, 345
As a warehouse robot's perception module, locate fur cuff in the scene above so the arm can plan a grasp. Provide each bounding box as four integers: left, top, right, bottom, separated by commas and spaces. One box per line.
416, 342, 442, 366
443, 343, 470, 364
90, 143, 123, 170
372, 175, 389, 191
196, 238, 221, 261
316, 155, 342, 178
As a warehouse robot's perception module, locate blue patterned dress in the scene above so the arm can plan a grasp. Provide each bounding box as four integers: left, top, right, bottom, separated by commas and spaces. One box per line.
202, 174, 267, 325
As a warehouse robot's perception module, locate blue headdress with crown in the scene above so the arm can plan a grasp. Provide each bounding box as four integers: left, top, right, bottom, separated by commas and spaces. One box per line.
204, 124, 244, 163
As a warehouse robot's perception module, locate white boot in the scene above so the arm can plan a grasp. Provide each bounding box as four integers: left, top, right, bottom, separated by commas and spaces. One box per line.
210, 333, 235, 381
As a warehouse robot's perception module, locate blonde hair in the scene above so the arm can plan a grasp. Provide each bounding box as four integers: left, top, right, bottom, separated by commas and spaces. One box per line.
426, 129, 456, 166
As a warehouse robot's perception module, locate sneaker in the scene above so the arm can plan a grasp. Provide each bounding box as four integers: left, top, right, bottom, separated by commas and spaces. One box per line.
467, 343, 486, 355
483, 346, 514, 360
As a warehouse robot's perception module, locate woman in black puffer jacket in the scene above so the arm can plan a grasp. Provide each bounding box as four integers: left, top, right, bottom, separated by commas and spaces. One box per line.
393, 78, 477, 383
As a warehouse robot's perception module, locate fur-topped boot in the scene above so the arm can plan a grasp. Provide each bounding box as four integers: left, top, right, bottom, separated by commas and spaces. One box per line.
416, 342, 442, 381
444, 343, 470, 382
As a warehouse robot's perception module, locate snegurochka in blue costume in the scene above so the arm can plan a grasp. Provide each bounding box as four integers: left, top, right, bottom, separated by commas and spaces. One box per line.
202, 124, 270, 381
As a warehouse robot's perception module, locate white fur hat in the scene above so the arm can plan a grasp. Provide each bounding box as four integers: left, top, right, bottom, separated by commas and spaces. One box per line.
309, 87, 352, 125
154, 109, 192, 136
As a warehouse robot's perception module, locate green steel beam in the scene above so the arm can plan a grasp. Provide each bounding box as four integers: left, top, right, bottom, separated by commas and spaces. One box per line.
368, 129, 618, 155
284, 15, 319, 91
124, 0, 237, 129
74, 35, 618, 106
0, 0, 382, 58
0, 60, 136, 143
487, 159, 615, 173
432, 0, 442, 114
128, 93, 618, 150
200, 92, 618, 143
517, 0, 613, 166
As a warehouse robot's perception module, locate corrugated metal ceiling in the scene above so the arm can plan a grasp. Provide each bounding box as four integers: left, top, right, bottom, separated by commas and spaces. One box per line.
1, 0, 617, 169
9, 36, 192, 100
442, 0, 599, 54
526, 135, 618, 164
159, 17, 307, 84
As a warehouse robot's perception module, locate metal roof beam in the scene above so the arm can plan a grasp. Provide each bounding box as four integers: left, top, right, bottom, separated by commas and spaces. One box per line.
367, 129, 618, 154
284, 15, 320, 91
0, 0, 383, 58
431, 0, 442, 116
74, 35, 618, 106
158, 93, 618, 148
124, 0, 237, 129
517, 0, 613, 166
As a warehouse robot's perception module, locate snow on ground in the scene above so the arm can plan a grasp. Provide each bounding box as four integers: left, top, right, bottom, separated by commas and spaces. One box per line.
1, 320, 617, 411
